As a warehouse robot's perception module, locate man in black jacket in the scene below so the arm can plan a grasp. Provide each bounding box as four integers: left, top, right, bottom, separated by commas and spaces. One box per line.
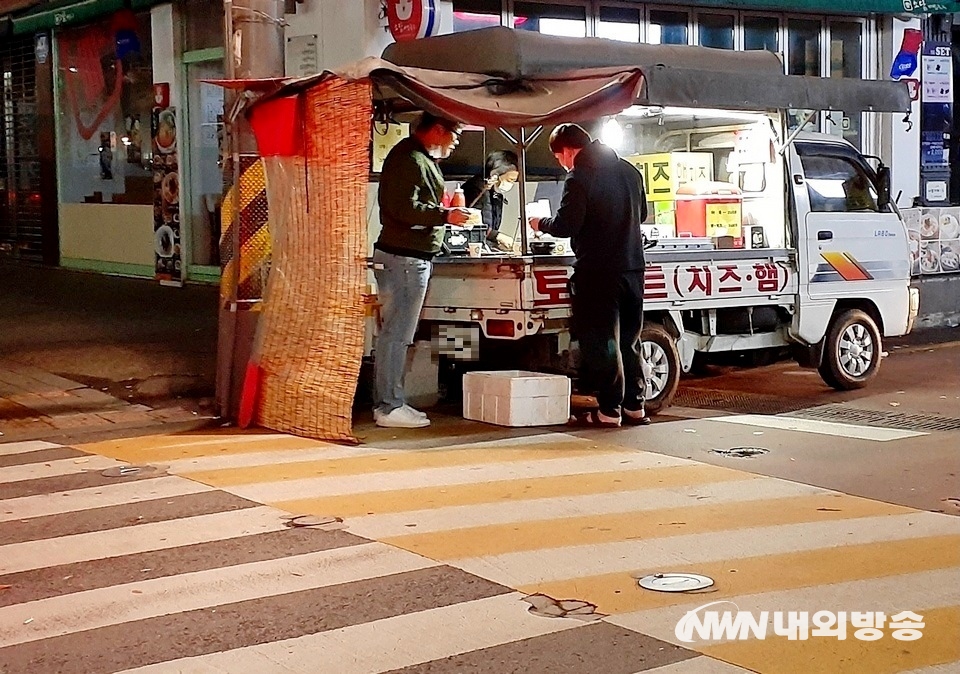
530, 123, 650, 427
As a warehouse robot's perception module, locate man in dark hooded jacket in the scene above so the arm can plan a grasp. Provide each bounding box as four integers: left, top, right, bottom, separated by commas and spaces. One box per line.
530, 123, 650, 427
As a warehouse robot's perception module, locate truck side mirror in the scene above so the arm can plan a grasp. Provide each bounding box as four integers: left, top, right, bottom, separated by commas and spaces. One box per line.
877, 166, 892, 209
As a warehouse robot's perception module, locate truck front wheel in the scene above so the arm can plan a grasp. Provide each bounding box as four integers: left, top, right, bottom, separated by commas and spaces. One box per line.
640, 323, 681, 415
818, 309, 882, 390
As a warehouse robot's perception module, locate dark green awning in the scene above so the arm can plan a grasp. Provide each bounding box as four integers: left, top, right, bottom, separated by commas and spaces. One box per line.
11, 0, 162, 35
677, 0, 958, 14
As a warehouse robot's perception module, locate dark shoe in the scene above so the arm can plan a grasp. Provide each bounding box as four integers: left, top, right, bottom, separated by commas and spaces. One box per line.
623, 408, 651, 426
569, 409, 621, 428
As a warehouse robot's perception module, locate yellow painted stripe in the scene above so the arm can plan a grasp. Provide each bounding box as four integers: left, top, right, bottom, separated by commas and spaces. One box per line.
274, 463, 759, 519
183, 441, 620, 487
238, 225, 272, 284
703, 605, 960, 674
384, 493, 912, 561
80, 433, 335, 464
521, 535, 960, 615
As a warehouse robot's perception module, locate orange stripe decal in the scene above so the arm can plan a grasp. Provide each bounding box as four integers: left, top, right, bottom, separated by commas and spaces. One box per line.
821, 251, 872, 281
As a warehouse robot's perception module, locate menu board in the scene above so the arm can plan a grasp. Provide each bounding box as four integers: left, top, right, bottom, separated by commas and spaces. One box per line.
152, 105, 182, 286
904, 207, 960, 276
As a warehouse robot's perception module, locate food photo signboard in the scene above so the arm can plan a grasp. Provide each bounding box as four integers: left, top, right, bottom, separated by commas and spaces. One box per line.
905, 207, 960, 276
152, 103, 182, 286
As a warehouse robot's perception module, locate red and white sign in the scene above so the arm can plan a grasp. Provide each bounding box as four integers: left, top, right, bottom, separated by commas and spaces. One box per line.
531, 260, 795, 308
386, 0, 439, 42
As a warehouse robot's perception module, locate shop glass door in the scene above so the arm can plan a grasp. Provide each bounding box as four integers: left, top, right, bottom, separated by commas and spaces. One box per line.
183, 57, 224, 281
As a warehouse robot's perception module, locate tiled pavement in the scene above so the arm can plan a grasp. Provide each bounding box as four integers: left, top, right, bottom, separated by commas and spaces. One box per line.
2, 426, 958, 673
0, 359, 211, 442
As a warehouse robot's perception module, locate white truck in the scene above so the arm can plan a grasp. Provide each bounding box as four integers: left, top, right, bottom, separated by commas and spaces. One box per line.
421, 112, 918, 414
378, 29, 917, 414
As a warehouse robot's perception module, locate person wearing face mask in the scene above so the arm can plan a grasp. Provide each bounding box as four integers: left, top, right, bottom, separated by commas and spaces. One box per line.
529, 123, 650, 428
373, 112, 470, 429
462, 150, 519, 249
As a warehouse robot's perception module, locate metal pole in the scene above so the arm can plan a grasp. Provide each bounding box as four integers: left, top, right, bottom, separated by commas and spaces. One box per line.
216, 0, 285, 419
517, 127, 530, 256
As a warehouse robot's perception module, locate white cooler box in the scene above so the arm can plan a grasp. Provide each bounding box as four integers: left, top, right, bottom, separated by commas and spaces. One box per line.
462, 370, 570, 427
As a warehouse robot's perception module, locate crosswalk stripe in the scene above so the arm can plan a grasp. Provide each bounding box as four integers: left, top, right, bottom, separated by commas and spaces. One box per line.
0, 543, 433, 648
453, 512, 958, 586
0, 565, 510, 674
609, 567, 960, 649
3, 490, 257, 545
642, 658, 754, 673
385, 493, 911, 561
0, 475, 211, 522
702, 605, 960, 674
80, 432, 337, 463
111, 593, 582, 674
524, 535, 960, 616
180, 441, 627, 487
163, 444, 390, 474
220, 451, 692, 504
0, 440, 61, 456
705, 415, 926, 442
0, 506, 289, 574
277, 464, 764, 521
7, 428, 957, 674
345, 477, 820, 540
895, 663, 960, 674
0, 455, 123, 484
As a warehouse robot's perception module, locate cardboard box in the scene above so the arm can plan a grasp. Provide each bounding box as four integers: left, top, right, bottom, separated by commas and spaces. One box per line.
463, 370, 570, 427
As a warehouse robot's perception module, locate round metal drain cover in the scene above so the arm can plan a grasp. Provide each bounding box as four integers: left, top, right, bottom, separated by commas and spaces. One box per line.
711, 447, 770, 458
638, 573, 714, 593
101, 465, 164, 478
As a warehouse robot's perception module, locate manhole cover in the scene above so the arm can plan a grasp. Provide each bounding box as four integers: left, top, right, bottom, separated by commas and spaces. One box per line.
284, 515, 345, 530
100, 465, 165, 478
638, 573, 715, 593
711, 447, 770, 458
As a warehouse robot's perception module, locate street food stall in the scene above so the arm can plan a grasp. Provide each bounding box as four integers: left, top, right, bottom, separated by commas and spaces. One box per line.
229, 27, 911, 442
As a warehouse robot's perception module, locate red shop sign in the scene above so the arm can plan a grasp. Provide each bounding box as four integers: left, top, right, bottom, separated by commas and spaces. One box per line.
385, 0, 439, 43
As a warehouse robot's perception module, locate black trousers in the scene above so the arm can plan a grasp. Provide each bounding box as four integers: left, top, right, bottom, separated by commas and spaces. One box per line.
570, 269, 646, 417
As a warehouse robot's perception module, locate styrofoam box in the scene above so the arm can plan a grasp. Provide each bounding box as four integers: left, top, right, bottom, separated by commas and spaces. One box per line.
462, 370, 570, 427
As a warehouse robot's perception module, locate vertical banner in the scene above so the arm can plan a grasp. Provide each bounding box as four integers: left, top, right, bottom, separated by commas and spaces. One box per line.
920, 42, 953, 171
152, 102, 182, 286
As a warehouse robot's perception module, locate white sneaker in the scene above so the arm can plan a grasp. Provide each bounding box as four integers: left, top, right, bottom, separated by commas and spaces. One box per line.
402, 404, 428, 419
374, 405, 427, 422
375, 406, 431, 429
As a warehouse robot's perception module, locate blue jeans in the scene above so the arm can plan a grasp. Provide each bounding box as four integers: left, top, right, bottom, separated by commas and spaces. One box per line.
373, 249, 432, 414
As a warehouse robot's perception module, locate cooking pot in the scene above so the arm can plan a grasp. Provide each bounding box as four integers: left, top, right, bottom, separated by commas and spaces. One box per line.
530, 240, 556, 255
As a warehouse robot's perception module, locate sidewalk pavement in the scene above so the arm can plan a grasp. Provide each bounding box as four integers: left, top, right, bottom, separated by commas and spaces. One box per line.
0, 358, 216, 443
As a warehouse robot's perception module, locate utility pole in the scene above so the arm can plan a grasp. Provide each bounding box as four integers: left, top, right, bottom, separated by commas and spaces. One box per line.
217, 0, 285, 418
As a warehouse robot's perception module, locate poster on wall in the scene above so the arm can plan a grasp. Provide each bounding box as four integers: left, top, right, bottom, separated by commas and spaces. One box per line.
152, 104, 182, 287
904, 207, 960, 276
920, 42, 953, 170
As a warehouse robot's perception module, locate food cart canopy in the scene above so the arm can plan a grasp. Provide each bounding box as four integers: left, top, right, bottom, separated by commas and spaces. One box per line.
382, 26, 785, 80
252, 58, 646, 129
381, 28, 910, 115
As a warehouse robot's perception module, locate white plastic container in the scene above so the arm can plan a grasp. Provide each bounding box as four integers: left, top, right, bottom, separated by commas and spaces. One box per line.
462, 370, 570, 427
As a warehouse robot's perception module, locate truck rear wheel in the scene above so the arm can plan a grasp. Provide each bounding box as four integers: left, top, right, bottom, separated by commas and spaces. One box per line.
818, 309, 882, 390
641, 323, 681, 415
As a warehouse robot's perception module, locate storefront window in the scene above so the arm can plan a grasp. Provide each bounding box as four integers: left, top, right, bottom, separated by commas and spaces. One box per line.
514, 2, 586, 38
56, 11, 154, 205
598, 6, 640, 43
744, 16, 780, 53
830, 21, 864, 149
788, 19, 821, 76
185, 61, 224, 268
452, 0, 502, 33
698, 14, 734, 50
649, 10, 688, 46
181, 0, 224, 52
